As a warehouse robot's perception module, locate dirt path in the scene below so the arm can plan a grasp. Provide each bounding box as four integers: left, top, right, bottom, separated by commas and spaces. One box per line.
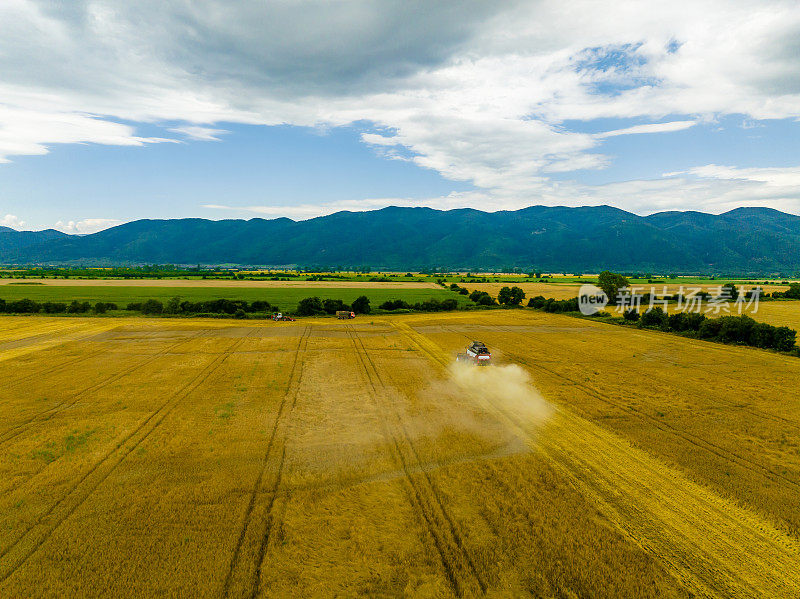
393, 321, 800, 598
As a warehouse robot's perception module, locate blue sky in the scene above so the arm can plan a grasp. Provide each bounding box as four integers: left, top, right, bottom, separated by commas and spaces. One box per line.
0, 123, 474, 228
1, 1, 799, 232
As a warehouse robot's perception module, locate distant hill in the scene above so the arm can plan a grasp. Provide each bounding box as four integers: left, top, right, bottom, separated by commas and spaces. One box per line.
2, 206, 800, 274
0, 227, 69, 253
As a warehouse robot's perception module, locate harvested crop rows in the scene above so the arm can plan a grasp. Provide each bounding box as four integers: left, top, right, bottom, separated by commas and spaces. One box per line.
1, 314, 798, 597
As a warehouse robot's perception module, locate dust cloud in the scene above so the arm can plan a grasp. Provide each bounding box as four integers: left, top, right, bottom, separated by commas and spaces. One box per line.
447, 361, 552, 434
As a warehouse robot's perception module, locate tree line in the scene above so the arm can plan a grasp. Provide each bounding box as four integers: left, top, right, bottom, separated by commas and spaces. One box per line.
0, 299, 118, 314
526, 295, 798, 354
0, 297, 279, 318
636, 308, 796, 352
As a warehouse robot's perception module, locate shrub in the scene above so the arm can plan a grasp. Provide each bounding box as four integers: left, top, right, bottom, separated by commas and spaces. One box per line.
141, 299, 164, 315
686, 313, 707, 331
498, 286, 525, 306
297, 297, 324, 316
414, 299, 442, 312
527, 295, 546, 309
7, 298, 40, 313
623, 309, 640, 322
164, 297, 182, 314
469, 290, 496, 306
541, 298, 579, 313
749, 322, 776, 348
322, 298, 350, 314
351, 295, 371, 314
774, 326, 797, 352
93, 302, 108, 314
640, 307, 668, 328
234, 309, 247, 319
67, 300, 91, 314
698, 318, 723, 339
41, 302, 67, 314
250, 300, 274, 312
379, 299, 411, 311
667, 312, 690, 331
717, 315, 755, 344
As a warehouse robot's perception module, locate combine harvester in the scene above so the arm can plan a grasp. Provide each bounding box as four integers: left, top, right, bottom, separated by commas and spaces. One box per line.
456, 341, 492, 366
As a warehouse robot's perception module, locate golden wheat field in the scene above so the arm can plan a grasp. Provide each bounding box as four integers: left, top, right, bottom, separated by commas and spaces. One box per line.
1, 312, 799, 598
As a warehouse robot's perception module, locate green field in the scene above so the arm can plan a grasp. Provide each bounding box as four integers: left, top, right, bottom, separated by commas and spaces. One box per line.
0, 285, 469, 311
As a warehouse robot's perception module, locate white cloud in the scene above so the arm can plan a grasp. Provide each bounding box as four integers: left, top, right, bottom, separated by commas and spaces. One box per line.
168, 126, 229, 141
0, 105, 175, 162
54, 218, 122, 234
1, 214, 25, 229
596, 121, 697, 138
667, 164, 800, 187
0, 1, 799, 215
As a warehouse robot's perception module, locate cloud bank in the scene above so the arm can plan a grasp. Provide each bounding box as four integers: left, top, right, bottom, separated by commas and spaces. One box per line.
1, 0, 799, 223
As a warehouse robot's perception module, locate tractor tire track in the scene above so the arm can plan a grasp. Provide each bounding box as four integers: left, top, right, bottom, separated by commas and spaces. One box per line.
393, 320, 800, 599
0, 319, 88, 345
485, 327, 800, 493
222, 325, 310, 599
0, 330, 203, 448
4, 346, 120, 391
1, 328, 169, 391
0, 334, 250, 585
0, 320, 121, 365
347, 326, 486, 597
440, 322, 800, 496
279, 443, 520, 502
495, 318, 800, 433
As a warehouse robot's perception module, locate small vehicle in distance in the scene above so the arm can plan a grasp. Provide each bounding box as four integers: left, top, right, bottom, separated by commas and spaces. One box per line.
272, 312, 296, 322
336, 311, 356, 319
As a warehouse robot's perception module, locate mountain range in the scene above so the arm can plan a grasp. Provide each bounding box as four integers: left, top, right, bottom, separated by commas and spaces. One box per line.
2, 205, 800, 274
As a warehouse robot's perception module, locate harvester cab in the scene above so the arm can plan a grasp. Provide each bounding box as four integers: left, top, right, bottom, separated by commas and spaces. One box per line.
456, 341, 492, 365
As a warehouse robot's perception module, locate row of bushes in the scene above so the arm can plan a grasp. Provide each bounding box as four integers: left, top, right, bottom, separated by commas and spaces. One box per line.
125, 298, 280, 315
0, 297, 280, 317
0, 299, 118, 314
631, 308, 797, 351
527, 296, 579, 312
526, 294, 797, 353
469, 290, 497, 306
378, 298, 459, 312
296, 296, 370, 316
